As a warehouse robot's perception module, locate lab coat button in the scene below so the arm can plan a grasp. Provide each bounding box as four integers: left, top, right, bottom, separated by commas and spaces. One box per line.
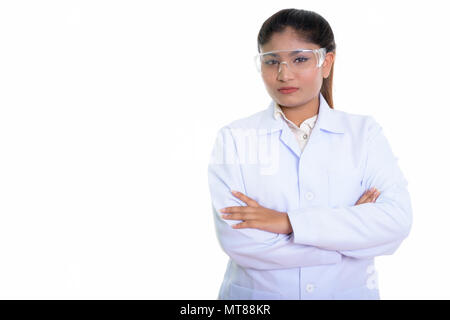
303, 134, 308, 139
306, 283, 315, 293
305, 192, 314, 200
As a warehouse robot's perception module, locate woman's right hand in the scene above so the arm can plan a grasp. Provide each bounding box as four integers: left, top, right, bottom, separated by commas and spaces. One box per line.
355, 187, 380, 205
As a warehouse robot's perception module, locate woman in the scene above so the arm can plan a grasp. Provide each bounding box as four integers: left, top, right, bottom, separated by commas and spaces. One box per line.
207, 8, 412, 300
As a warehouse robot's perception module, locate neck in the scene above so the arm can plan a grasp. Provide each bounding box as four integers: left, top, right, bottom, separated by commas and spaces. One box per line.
279, 95, 319, 127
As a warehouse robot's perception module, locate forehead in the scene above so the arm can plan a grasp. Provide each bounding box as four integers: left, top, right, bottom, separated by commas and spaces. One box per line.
261, 27, 319, 53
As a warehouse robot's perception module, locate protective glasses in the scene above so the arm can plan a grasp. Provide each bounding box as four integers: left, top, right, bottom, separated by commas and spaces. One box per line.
254, 48, 327, 75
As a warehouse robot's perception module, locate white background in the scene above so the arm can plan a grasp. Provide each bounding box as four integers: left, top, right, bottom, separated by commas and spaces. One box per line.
0, 0, 448, 299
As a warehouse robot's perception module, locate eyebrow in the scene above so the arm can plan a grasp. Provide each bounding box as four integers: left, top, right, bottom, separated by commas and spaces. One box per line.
264, 50, 308, 57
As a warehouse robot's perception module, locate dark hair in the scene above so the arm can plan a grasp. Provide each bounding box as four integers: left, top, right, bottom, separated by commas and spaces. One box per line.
257, 9, 336, 108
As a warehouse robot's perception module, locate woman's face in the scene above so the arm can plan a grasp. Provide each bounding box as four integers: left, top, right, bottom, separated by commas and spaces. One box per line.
259, 27, 335, 107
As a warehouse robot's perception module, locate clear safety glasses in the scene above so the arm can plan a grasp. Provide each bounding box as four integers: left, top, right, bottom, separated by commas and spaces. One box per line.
254, 48, 327, 75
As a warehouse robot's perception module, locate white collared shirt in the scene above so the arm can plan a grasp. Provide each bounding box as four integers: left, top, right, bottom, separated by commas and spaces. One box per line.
273, 102, 318, 152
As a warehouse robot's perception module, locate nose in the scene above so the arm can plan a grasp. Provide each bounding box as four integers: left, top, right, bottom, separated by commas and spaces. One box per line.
277, 62, 294, 81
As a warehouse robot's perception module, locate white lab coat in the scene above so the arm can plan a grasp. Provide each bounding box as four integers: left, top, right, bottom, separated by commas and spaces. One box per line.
207, 92, 413, 299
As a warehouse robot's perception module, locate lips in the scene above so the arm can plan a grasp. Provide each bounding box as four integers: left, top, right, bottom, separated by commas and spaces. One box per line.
278, 87, 299, 94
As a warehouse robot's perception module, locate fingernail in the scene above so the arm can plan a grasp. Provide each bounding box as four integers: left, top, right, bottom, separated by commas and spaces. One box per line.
220, 208, 225, 212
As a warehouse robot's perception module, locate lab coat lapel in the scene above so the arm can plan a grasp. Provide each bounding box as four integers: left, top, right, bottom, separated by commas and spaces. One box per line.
259, 93, 345, 162
259, 100, 302, 159
300, 92, 346, 158
279, 122, 302, 159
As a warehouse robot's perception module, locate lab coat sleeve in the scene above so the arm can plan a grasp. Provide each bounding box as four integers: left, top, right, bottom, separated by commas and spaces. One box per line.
208, 126, 342, 270
338, 239, 404, 259
287, 116, 413, 252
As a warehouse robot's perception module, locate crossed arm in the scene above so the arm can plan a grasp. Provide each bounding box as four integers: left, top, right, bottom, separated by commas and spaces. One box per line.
208, 119, 412, 270
220, 188, 380, 235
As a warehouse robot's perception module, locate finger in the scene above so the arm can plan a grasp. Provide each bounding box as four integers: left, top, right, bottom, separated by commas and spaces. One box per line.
220, 206, 252, 214
372, 190, 380, 202
358, 188, 378, 205
358, 188, 374, 202
222, 209, 259, 220
232, 220, 258, 229
355, 188, 376, 205
221, 213, 246, 221
231, 221, 248, 229
231, 190, 260, 207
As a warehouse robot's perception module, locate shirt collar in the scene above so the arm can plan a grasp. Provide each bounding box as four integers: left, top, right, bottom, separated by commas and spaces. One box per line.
273, 102, 318, 131
258, 92, 345, 134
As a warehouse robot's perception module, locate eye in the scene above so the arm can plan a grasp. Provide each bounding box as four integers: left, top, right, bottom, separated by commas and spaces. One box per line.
263, 59, 279, 65
294, 57, 308, 63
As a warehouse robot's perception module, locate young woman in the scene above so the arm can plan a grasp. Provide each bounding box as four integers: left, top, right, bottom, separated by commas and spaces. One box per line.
207, 8, 412, 300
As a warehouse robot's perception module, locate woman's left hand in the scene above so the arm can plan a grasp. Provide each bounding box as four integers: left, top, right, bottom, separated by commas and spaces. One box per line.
220, 190, 293, 235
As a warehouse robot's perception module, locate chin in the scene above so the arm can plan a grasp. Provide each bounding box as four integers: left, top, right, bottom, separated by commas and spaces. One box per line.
276, 93, 301, 102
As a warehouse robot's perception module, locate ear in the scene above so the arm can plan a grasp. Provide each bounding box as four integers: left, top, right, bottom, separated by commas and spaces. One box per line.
322, 52, 335, 79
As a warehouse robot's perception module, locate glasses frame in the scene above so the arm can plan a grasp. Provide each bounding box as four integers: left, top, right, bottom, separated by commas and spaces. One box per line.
254, 47, 327, 74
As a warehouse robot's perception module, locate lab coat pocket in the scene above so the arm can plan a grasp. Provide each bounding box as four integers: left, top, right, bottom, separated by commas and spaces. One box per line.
328, 167, 364, 208
229, 282, 282, 300
332, 285, 380, 300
